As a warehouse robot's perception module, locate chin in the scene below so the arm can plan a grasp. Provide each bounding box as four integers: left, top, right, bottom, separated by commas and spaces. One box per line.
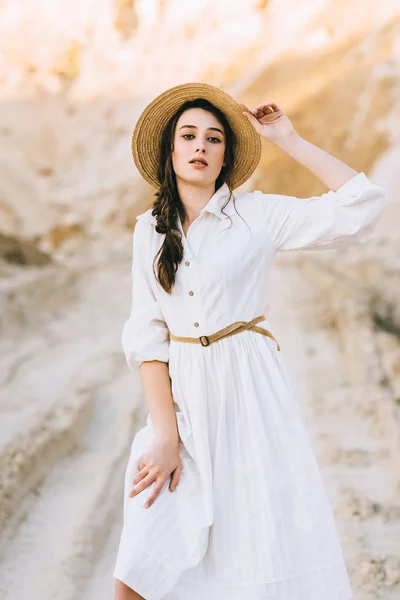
178, 173, 214, 186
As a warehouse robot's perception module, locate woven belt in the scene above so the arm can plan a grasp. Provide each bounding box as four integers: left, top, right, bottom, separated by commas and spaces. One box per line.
169, 314, 280, 351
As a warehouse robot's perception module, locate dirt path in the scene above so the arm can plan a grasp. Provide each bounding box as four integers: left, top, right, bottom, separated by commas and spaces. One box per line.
0, 256, 144, 600
0, 255, 399, 600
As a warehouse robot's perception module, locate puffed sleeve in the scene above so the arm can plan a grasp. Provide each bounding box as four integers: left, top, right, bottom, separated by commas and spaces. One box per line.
121, 215, 170, 370
255, 171, 388, 251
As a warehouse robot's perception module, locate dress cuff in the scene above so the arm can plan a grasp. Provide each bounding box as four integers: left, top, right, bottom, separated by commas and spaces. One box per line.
333, 172, 370, 196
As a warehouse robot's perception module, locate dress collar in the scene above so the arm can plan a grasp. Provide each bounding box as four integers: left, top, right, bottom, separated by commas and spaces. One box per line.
137, 182, 235, 226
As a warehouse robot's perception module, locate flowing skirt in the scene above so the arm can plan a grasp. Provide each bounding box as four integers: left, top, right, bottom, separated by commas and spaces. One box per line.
113, 323, 353, 600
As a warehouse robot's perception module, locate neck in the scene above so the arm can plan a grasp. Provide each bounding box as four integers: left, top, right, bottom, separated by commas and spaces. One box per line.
176, 179, 216, 224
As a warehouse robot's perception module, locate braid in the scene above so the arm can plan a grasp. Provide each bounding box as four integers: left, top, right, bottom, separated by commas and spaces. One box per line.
151, 181, 184, 294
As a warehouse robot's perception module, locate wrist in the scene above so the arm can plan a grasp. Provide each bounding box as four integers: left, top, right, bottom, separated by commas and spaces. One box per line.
273, 131, 304, 154
154, 424, 179, 443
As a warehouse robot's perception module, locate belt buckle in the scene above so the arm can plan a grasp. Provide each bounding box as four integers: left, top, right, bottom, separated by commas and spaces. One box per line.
199, 335, 210, 347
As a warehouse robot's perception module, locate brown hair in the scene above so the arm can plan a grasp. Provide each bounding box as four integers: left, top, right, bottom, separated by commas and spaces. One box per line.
150, 98, 237, 294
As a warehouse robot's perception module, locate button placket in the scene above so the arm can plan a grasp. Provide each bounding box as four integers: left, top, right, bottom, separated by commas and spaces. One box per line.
185, 262, 199, 327
181, 255, 205, 331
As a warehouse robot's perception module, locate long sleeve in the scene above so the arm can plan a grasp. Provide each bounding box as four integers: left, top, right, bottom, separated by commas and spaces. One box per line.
121, 216, 170, 370
254, 171, 388, 252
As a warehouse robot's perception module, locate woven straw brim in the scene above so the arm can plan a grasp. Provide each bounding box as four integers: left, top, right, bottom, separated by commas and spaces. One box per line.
131, 82, 262, 190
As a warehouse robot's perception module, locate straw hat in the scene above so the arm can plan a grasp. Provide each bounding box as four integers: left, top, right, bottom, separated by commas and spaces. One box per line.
131, 82, 262, 190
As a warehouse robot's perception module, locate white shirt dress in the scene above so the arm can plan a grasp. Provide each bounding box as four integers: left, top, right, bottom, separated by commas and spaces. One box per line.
113, 172, 387, 600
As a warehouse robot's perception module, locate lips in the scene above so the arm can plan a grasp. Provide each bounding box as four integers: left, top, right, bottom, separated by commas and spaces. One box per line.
189, 158, 208, 165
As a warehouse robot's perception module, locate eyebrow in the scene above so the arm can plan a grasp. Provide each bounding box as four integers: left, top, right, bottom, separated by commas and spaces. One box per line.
179, 125, 225, 136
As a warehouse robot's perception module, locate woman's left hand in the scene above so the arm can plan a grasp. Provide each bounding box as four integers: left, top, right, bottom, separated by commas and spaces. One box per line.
240, 101, 297, 145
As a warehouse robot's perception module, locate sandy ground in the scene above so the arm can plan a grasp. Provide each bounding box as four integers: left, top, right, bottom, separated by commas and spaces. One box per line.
0, 248, 399, 600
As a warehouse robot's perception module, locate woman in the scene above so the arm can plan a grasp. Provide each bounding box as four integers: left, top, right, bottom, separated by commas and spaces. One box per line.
113, 82, 387, 600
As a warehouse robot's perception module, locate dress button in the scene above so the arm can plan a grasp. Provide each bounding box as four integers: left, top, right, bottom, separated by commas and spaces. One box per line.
193, 322, 199, 327
185, 260, 190, 266
188, 290, 194, 296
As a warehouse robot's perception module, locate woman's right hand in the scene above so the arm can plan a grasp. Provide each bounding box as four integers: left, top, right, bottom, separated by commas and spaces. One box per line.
129, 434, 182, 508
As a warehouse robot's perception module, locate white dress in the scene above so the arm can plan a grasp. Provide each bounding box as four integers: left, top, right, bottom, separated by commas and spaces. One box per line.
113, 172, 387, 600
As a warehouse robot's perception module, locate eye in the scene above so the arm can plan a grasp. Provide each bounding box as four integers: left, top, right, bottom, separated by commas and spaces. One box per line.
182, 134, 222, 143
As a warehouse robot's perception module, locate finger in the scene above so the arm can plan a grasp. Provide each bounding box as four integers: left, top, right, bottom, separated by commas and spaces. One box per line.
255, 102, 279, 110
144, 479, 166, 508
265, 104, 282, 115
129, 472, 156, 498
242, 110, 261, 124
254, 103, 278, 116
251, 103, 270, 113
254, 105, 274, 117
169, 465, 182, 492
251, 108, 268, 119
133, 466, 150, 485
134, 463, 149, 483
129, 473, 154, 498
242, 104, 261, 116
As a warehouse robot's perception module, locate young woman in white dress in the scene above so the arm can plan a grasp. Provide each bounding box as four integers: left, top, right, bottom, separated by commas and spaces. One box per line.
113, 82, 387, 600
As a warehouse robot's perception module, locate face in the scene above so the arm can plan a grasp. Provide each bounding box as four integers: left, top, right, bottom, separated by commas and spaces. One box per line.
172, 108, 226, 187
